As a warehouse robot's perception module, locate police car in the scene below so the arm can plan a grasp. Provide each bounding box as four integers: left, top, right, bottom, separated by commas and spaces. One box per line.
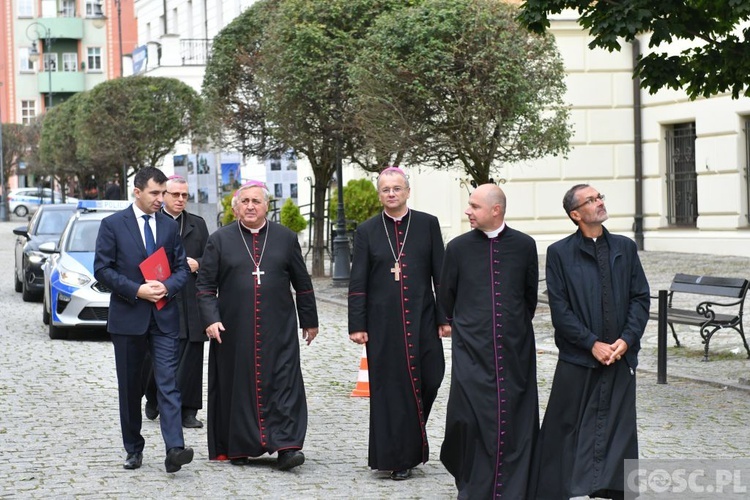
40, 200, 130, 339
8, 187, 78, 218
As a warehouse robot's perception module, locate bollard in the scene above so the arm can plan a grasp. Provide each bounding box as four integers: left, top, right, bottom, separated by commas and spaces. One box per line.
657, 289, 668, 384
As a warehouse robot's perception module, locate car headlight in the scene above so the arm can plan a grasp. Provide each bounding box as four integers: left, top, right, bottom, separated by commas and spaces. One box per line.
58, 264, 91, 287
28, 251, 47, 264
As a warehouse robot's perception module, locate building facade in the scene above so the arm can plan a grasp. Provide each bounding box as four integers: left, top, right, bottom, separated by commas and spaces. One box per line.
0, 0, 137, 189
132, 1, 750, 257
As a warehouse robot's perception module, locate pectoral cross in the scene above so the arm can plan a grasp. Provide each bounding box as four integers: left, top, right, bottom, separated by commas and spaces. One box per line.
252, 265, 265, 285
390, 261, 401, 281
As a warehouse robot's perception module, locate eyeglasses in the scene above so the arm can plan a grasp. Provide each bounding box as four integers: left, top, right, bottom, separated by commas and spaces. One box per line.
167, 192, 189, 199
380, 186, 406, 195
571, 193, 605, 211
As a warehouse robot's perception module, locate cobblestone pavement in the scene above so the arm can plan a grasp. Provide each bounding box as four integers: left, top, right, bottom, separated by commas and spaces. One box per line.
1, 218, 750, 498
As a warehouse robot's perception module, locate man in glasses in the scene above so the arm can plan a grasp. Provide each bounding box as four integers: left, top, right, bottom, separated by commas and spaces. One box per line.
529, 184, 650, 499
348, 167, 449, 481
143, 175, 210, 429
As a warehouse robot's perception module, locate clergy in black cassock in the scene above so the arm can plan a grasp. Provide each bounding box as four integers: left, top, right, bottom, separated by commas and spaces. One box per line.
529, 185, 649, 500
439, 184, 539, 499
348, 167, 448, 480
196, 181, 318, 471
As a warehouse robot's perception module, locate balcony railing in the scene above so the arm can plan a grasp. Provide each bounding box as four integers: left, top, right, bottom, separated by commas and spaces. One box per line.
181, 39, 212, 66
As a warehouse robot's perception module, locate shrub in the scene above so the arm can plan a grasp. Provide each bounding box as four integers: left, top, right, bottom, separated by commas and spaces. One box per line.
280, 198, 308, 233
329, 178, 381, 229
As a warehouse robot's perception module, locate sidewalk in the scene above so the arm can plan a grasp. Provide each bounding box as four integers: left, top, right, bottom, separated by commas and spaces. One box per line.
312, 248, 750, 393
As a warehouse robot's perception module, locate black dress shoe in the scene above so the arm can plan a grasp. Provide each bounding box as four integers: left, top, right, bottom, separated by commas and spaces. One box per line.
390, 468, 412, 480
123, 452, 143, 470
230, 457, 250, 466
277, 450, 305, 471
182, 414, 203, 428
165, 447, 194, 473
145, 402, 159, 421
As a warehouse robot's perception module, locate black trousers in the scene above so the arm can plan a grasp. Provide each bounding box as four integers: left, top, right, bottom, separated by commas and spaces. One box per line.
144, 339, 205, 414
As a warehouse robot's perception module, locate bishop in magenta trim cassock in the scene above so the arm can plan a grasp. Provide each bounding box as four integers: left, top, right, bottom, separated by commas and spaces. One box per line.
348, 168, 449, 480
196, 182, 318, 471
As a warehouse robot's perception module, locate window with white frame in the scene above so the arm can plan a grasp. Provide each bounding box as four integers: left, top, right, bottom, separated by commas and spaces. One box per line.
61, 0, 75, 17
19, 48, 35, 71
87, 47, 102, 71
18, 0, 34, 17
62, 53, 78, 72
21, 101, 36, 125
43, 53, 58, 72
85, 0, 99, 16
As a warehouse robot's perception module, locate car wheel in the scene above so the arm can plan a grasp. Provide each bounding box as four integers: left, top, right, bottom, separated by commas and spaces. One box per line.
14, 205, 28, 218
42, 295, 50, 325
49, 322, 68, 340
21, 275, 40, 302
14, 269, 22, 293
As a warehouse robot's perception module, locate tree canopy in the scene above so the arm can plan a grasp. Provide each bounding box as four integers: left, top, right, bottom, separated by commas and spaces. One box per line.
519, 0, 750, 99
203, 0, 417, 276
351, 0, 571, 184
75, 76, 202, 179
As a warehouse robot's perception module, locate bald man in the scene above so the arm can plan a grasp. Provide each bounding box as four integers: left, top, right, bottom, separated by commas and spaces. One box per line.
439, 184, 540, 499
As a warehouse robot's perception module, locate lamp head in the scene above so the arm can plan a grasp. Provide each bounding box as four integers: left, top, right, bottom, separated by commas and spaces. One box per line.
92, 1, 107, 29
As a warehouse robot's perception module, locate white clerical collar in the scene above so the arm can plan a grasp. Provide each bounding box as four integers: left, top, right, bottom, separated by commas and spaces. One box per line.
240, 219, 267, 234
384, 208, 409, 222
483, 222, 506, 239
163, 207, 181, 220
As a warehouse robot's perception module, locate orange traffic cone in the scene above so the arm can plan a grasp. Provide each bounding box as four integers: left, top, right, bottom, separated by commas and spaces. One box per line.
350, 346, 370, 397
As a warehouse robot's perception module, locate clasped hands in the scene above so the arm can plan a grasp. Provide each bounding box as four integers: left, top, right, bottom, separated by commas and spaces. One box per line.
591, 339, 628, 366
137, 280, 167, 303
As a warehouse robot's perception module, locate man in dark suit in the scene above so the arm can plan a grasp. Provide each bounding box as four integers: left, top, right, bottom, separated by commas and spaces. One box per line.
94, 167, 194, 473
143, 175, 210, 428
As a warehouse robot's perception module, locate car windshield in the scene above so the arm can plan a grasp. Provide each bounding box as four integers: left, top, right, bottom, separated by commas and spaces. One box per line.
66, 220, 102, 252
36, 210, 75, 235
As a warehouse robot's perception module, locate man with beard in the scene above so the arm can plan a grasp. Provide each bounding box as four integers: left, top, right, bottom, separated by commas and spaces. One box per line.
529, 184, 649, 499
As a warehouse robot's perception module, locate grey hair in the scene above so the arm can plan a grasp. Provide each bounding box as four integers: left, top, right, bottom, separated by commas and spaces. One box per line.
376, 169, 410, 190
562, 184, 590, 225
231, 185, 270, 209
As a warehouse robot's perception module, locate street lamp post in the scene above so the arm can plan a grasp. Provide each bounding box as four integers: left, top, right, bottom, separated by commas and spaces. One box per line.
27, 23, 53, 110
27, 22, 56, 200
0, 83, 7, 221
93, 1, 127, 199
331, 136, 351, 284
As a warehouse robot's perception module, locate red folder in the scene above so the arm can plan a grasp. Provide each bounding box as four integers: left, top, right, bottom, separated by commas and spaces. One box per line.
139, 246, 171, 310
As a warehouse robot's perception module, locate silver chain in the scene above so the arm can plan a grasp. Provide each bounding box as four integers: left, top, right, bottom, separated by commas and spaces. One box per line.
238, 219, 269, 270
382, 210, 411, 264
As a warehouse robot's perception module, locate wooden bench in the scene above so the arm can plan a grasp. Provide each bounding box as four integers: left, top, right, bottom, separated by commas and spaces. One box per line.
650, 274, 750, 361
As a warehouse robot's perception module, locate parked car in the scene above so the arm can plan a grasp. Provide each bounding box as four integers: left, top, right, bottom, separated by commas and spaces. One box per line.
40, 200, 130, 339
13, 204, 78, 302
8, 187, 79, 218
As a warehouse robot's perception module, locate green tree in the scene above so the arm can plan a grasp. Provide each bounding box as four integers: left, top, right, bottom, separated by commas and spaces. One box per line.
37, 94, 92, 198
329, 178, 381, 230
204, 0, 416, 276
351, 0, 571, 185
75, 77, 202, 184
280, 198, 308, 233
519, 0, 750, 100
1, 122, 31, 217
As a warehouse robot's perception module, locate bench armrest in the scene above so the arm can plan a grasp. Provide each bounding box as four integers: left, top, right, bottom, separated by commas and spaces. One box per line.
696, 298, 744, 321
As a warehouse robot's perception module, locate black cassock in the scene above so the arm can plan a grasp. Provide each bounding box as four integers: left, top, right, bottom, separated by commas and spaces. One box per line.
196, 220, 318, 460
348, 209, 447, 471
439, 226, 539, 499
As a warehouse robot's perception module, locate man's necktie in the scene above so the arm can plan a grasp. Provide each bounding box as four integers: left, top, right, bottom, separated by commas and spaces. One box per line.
142, 214, 156, 255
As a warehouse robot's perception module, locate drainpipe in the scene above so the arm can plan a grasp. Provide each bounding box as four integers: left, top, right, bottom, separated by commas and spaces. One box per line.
632, 38, 645, 250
